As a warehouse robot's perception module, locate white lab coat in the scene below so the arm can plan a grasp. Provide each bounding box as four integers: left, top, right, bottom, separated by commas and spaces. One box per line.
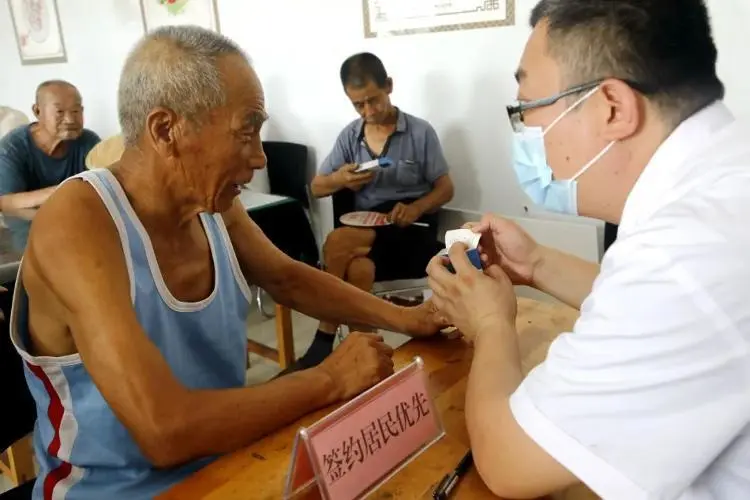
511, 101, 750, 499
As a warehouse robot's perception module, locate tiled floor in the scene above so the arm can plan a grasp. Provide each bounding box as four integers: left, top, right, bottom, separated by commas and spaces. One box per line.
0, 300, 413, 494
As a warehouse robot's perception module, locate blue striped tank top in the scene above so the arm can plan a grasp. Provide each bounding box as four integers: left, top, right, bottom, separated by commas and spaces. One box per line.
10, 169, 252, 499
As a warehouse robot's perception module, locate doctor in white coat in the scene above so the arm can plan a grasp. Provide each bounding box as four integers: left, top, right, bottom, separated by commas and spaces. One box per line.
427, 0, 750, 498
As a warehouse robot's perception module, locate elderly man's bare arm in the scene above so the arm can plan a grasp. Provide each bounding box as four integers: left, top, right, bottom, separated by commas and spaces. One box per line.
24, 180, 393, 468
0, 187, 56, 211
221, 198, 445, 337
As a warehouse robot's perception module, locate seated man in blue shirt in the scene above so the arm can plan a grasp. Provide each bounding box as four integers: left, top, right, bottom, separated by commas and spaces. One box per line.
0, 80, 100, 211
304, 52, 455, 369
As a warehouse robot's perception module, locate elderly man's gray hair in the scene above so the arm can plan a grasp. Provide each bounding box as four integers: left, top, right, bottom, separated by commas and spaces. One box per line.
118, 25, 247, 147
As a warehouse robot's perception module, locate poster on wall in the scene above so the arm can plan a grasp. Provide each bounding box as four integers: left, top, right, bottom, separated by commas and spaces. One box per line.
140, 0, 220, 33
7, 0, 67, 65
363, 0, 514, 38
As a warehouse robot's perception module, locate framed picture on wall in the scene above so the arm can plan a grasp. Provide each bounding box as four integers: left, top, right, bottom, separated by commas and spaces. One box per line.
363, 0, 515, 38
7, 0, 67, 65
140, 0, 221, 33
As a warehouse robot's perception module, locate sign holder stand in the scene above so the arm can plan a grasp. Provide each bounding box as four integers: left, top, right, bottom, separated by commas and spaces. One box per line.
283, 357, 445, 500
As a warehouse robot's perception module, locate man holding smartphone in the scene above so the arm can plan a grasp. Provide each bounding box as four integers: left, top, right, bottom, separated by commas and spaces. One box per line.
302, 52, 455, 371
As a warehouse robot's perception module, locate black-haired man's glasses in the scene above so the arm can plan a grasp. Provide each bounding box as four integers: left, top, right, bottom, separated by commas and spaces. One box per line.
506, 79, 650, 133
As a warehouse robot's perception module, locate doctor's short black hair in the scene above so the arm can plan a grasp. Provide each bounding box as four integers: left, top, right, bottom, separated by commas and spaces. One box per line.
530, 0, 724, 126
340, 52, 389, 89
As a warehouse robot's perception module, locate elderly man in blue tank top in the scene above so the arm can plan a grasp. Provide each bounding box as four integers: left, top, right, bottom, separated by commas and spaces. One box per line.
9, 27, 446, 500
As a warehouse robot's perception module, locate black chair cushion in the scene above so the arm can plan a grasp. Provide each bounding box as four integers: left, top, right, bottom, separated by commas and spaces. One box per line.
248, 201, 319, 268
0, 479, 34, 500
604, 222, 619, 253
0, 282, 36, 453
263, 141, 310, 209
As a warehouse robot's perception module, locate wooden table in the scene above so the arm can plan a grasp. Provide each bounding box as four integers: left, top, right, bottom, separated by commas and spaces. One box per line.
160, 298, 599, 500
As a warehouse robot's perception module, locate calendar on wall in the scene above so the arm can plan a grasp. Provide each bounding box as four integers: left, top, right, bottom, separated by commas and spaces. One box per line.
363, 0, 515, 38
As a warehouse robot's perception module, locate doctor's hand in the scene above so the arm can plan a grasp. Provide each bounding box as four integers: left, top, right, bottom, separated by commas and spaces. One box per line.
463, 214, 544, 287
426, 243, 517, 343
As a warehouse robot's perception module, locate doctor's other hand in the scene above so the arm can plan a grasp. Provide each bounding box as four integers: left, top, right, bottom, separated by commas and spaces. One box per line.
426, 243, 517, 342
463, 214, 545, 287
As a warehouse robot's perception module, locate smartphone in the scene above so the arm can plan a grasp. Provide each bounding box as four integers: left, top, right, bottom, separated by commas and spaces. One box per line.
354, 157, 394, 173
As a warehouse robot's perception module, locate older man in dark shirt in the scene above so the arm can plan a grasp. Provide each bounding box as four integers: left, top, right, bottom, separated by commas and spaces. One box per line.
300, 53, 454, 370
0, 80, 100, 211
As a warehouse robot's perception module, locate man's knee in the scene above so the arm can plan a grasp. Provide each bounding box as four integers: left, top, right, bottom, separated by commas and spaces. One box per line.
323, 227, 376, 267
347, 257, 375, 286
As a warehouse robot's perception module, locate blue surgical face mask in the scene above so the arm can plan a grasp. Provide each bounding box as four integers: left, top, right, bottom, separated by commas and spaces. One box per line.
512, 86, 615, 215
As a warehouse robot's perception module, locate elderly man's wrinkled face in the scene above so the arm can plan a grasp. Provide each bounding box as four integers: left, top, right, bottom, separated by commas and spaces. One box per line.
33, 84, 84, 142
345, 78, 394, 125
171, 55, 267, 213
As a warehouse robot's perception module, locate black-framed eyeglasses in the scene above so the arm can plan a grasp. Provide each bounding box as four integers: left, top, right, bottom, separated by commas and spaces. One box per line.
506, 78, 651, 132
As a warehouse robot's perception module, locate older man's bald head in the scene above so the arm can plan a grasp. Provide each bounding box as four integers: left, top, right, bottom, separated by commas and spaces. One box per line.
117, 25, 251, 147
35, 80, 81, 106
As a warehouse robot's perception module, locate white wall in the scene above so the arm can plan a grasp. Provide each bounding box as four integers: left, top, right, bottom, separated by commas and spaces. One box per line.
1, 0, 748, 254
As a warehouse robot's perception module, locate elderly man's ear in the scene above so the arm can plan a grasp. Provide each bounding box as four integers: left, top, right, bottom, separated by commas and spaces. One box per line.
145, 107, 181, 158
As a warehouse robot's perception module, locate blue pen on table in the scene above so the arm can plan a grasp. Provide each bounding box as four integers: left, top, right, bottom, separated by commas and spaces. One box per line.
433, 450, 473, 499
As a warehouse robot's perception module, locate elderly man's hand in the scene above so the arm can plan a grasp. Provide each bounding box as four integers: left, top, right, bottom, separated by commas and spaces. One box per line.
335, 164, 376, 192
389, 202, 422, 228
401, 298, 451, 337
318, 332, 395, 400
426, 243, 517, 342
